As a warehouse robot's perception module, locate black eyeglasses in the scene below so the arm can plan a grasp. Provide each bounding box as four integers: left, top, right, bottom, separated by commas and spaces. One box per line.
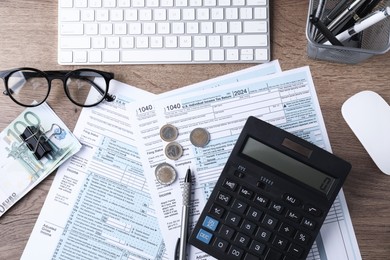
0, 68, 116, 107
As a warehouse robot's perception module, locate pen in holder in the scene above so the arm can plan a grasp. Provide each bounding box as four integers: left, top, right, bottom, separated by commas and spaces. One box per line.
306, 0, 390, 64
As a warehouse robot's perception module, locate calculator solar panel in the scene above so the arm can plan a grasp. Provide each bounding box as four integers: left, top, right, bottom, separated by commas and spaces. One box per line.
189, 116, 351, 260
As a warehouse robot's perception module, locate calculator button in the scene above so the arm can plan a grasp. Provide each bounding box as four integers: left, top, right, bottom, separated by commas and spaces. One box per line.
247, 207, 263, 222
294, 231, 311, 245
287, 243, 304, 258
235, 232, 251, 247
254, 194, 269, 207
278, 222, 296, 237
232, 199, 248, 214
304, 204, 322, 217
234, 170, 245, 178
228, 245, 245, 259
196, 228, 213, 244
223, 179, 238, 191
226, 212, 241, 226
243, 253, 259, 260
209, 204, 225, 218
286, 210, 301, 222
213, 237, 229, 253
270, 202, 284, 214
264, 248, 283, 260
239, 186, 253, 199
283, 193, 301, 206
272, 235, 289, 250
216, 191, 231, 205
249, 240, 266, 255
301, 217, 316, 230
262, 214, 278, 229
202, 216, 219, 231
219, 224, 235, 240
255, 227, 272, 242
240, 219, 257, 235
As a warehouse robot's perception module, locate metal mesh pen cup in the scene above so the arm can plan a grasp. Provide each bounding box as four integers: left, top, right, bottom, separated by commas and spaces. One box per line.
306, 0, 390, 64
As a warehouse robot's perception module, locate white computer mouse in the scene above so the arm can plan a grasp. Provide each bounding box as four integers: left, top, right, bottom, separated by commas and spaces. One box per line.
341, 90, 390, 175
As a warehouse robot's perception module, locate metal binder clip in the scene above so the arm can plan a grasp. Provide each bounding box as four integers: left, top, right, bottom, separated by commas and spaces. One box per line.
19, 124, 64, 160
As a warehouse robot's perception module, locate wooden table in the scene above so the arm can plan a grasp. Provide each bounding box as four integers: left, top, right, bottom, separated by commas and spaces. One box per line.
0, 1, 389, 259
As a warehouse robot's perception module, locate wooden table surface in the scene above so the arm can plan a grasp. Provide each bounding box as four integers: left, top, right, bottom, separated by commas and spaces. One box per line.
0, 0, 389, 259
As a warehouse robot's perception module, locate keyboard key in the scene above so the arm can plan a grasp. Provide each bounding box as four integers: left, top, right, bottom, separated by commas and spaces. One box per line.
294, 231, 311, 245
272, 235, 289, 250
202, 216, 219, 231
246, 207, 263, 222
225, 212, 241, 226
278, 222, 295, 237
216, 191, 231, 205
255, 227, 272, 242
237, 35, 268, 47
228, 245, 244, 259
209, 203, 225, 218
287, 243, 304, 258
219, 224, 235, 240
122, 50, 192, 62
239, 186, 253, 199
231, 199, 247, 214
196, 228, 213, 244
213, 237, 229, 252
222, 179, 237, 191
240, 219, 256, 235
249, 240, 266, 255
235, 232, 250, 247
264, 249, 283, 260
262, 214, 278, 229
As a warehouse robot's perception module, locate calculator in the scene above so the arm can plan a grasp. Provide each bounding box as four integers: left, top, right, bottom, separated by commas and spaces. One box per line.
188, 116, 351, 260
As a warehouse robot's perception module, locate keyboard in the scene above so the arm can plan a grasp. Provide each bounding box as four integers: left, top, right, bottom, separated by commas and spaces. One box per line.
58, 0, 270, 64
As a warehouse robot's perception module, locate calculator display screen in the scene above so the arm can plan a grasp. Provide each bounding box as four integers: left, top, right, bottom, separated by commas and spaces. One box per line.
241, 137, 336, 195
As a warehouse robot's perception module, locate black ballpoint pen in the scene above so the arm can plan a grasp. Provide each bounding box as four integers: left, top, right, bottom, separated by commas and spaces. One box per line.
176, 168, 192, 260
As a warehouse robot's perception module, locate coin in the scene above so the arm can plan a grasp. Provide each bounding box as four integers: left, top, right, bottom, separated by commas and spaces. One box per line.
160, 124, 179, 142
190, 128, 210, 147
165, 142, 183, 160
155, 163, 177, 185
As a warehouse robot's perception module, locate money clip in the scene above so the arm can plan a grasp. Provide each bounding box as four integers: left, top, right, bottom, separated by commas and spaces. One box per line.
19, 125, 57, 160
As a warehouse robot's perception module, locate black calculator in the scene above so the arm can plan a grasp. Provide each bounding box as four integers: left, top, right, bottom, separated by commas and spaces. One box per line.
189, 116, 351, 260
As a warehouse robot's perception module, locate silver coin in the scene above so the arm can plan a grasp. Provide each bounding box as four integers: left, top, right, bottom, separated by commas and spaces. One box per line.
155, 163, 177, 185
160, 124, 179, 142
165, 142, 183, 160
190, 128, 210, 147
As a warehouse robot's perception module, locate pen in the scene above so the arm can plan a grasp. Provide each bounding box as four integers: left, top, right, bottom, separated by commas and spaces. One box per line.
177, 168, 192, 260
322, 0, 350, 26
316, 0, 367, 42
324, 7, 390, 45
310, 15, 344, 46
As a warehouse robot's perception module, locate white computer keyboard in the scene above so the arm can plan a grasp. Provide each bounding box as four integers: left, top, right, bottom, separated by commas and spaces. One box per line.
58, 0, 270, 64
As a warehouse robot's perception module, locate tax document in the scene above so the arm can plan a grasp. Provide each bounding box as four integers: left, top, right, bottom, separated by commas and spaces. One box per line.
21, 81, 166, 260
21, 62, 281, 260
131, 66, 361, 260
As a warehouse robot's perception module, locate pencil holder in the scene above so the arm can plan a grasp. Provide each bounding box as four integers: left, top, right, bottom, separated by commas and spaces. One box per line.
306, 0, 390, 64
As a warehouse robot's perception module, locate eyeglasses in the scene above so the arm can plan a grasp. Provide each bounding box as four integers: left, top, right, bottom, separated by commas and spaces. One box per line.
0, 68, 116, 107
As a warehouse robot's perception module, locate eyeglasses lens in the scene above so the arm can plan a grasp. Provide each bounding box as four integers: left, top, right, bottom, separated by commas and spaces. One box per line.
7, 70, 49, 106
66, 71, 108, 106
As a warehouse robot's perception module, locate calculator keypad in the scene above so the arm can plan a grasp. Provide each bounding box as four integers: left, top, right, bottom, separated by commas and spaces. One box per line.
192, 177, 320, 260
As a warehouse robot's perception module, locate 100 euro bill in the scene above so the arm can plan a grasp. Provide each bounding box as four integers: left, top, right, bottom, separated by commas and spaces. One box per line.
0, 103, 81, 217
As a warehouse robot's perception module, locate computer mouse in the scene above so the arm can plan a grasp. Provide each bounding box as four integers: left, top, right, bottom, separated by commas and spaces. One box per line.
341, 90, 390, 175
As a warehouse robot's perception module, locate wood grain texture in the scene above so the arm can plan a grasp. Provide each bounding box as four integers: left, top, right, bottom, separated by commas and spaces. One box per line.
0, 0, 389, 259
